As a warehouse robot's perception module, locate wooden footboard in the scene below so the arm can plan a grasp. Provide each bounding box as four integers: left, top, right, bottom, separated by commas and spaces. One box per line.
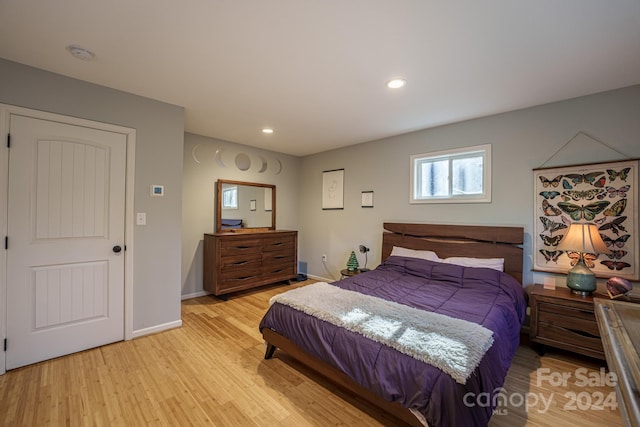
261, 328, 424, 427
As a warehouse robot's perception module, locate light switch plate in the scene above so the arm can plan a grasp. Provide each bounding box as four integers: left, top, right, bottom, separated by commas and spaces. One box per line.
136, 212, 146, 225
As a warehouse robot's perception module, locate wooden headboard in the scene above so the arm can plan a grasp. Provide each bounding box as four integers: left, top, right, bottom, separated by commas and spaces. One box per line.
382, 222, 524, 284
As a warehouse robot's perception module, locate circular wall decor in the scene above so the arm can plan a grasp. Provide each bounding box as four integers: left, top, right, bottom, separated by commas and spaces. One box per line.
214, 149, 226, 167
235, 153, 251, 171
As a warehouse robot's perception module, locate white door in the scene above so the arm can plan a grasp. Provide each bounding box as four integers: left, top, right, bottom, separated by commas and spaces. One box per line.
6, 114, 126, 370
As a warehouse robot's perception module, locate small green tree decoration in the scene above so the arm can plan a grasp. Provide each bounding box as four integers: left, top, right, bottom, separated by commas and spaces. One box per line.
346, 250, 359, 271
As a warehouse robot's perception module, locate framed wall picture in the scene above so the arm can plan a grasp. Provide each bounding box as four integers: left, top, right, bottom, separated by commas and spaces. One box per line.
361, 191, 374, 208
250, 199, 256, 211
322, 169, 344, 210
150, 184, 164, 197
533, 159, 639, 280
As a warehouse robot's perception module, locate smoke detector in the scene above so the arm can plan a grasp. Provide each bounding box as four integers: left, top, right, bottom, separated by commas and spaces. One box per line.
66, 45, 95, 61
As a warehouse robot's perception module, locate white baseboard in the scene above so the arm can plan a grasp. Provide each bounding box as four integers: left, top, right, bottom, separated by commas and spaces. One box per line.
307, 274, 335, 282
132, 319, 182, 339
181, 290, 209, 300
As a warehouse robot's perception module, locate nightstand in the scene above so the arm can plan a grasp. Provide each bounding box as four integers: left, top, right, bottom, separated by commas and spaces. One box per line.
528, 284, 604, 359
340, 269, 361, 279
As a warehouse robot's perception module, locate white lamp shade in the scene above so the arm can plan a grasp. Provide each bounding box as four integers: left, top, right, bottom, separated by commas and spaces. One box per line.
557, 222, 610, 254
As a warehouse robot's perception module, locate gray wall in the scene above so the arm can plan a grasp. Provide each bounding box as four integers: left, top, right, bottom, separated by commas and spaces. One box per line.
0, 59, 184, 332
181, 133, 301, 298
298, 85, 640, 287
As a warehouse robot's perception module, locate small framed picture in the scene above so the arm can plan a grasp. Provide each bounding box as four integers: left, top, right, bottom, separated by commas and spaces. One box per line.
150, 185, 164, 197
361, 191, 374, 208
250, 199, 256, 211
322, 169, 344, 210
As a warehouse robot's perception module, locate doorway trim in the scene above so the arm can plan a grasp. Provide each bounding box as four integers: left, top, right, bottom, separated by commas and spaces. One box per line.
0, 104, 136, 374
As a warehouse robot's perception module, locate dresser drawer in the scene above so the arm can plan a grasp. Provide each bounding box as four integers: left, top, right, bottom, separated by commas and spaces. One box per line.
220, 267, 261, 282
218, 253, 262, 270
262, 250, 293, 265
262, 263, 295, 277
219, 237, 263, 255
262, 235, 296, 252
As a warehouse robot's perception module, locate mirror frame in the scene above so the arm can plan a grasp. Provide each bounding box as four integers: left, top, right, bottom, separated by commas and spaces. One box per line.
215, 179, 276, 233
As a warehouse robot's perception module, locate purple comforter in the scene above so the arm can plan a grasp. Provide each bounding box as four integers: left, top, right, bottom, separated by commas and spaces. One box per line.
259, 256, 527, 427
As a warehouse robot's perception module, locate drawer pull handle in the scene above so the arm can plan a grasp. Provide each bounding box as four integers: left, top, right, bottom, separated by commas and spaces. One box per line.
232, 260, 249, 266
566, 328, 599, 339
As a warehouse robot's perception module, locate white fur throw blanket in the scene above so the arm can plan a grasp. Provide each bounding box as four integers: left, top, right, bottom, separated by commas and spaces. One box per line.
270, 282, 494, 384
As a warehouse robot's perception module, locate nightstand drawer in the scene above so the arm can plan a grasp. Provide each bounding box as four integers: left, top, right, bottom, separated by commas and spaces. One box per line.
538, 301, 596, 322
538, 306, 600, 337
537, 322, 604, 353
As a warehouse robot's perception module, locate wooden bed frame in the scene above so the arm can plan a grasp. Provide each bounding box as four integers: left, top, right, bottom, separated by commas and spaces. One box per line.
262, 223, 524, 426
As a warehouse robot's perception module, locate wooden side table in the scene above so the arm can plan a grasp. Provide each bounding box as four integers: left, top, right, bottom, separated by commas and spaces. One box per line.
340, 269, 361, 279
528, 284, 605, 359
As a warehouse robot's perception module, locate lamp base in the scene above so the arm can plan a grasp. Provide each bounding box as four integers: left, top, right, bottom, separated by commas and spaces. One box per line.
565, 260, 597, 296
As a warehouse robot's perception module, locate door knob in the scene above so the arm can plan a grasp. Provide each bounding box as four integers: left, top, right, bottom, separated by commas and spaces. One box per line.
113, 245, 122, 253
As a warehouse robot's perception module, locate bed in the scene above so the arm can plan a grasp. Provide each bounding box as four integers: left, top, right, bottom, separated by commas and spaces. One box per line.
259, 223, 527, 426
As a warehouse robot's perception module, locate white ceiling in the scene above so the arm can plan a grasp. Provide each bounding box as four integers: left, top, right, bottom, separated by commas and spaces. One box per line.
1, 1, 639, 157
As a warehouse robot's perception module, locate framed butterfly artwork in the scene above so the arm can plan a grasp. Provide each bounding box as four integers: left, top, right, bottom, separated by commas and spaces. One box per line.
533, 159, 639, 281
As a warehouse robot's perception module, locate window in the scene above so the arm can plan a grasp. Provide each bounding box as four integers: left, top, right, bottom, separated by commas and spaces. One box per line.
410, 144, 491, 203
222, 185, 238, 209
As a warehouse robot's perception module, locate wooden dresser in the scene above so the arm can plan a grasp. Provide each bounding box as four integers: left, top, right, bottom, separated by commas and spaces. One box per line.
203, 230, 297, 299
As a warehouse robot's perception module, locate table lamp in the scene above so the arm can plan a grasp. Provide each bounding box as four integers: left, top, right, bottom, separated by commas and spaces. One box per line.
556, 222, 610, 295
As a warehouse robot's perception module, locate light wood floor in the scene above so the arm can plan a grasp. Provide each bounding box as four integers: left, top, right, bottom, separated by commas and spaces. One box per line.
0, 280, 624, 426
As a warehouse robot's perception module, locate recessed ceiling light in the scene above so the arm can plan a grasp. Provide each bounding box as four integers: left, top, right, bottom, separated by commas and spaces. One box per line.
387, 78, 406, 89
262, 128, 274, 134
66, 44, 95, 61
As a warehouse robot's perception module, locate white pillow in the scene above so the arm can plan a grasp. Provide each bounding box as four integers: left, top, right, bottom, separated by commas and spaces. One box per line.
441, 257, 504, 272
390, 246, 441, 262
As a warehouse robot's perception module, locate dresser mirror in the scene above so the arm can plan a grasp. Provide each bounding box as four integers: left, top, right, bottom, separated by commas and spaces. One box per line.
215, 179, 276, 233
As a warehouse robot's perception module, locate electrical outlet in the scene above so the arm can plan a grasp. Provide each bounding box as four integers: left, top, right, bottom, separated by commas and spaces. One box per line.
322, 254, 327, 262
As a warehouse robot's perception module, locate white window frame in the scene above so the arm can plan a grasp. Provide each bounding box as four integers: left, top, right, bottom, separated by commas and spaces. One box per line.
410, 144, 492, 204
222, 185, 238, 209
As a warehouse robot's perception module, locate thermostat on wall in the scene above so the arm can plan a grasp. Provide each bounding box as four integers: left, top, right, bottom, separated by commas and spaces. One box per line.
150, 185, 164, 197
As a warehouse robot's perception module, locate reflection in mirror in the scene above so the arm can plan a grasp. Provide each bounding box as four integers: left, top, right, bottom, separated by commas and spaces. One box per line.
216, 180, 276, 233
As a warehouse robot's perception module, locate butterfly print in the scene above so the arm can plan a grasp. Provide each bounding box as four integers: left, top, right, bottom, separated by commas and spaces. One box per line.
540, 234, 563, 247
563, 172, 604, 186
540, 249, 562, 263
597, 185, 630, 199
539, 175, 562, 188
562, 189, 604, 201
541, 200, 562, 216
567, 251, 597, 268
605, 250, 627, 260
539, 191, 560, 200
592, 176, 607, 188
602, 199, 627, 217
562, 179, 573, 190
602, 234, 630, 248
539, 217, 568, 234
607, 167, 630, 182
598, 216, 627, 236
600, 260, 631, 271
557, 200, 610, 221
